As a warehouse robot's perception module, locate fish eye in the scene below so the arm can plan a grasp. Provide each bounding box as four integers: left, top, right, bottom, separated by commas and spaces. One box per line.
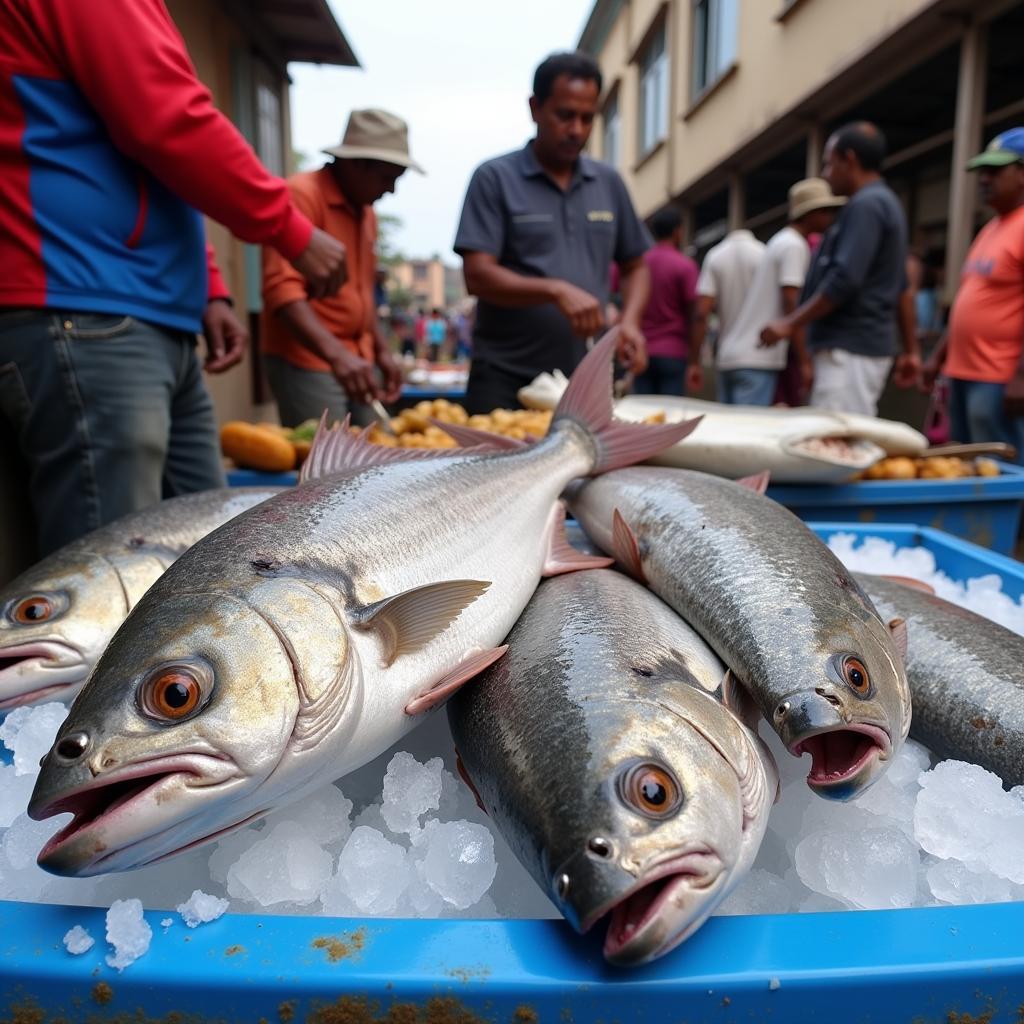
10, 594, 57, 625
619, 762, 682, 820
139, 664, 209, 722
841, 656, 871, 696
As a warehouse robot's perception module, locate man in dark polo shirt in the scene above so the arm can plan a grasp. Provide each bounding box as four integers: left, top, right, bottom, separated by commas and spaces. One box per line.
454, 51, 651, 413
760, 122, 921, 416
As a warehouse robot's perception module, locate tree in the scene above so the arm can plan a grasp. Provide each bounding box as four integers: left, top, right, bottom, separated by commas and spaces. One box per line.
377, 213, 405, 266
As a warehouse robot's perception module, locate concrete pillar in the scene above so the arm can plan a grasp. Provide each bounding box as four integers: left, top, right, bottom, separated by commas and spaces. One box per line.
806, 123, 824, 178
945, 21, 988, 304
728, 172, 745, 231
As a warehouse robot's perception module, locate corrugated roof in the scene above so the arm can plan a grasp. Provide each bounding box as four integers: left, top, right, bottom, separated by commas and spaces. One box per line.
250, 0, 360, 67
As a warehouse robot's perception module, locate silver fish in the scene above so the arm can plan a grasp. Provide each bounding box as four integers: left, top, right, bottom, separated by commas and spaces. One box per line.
28, 332, 698, 876
567, 467, 911, 800
856, 573, 1024, 786
0, 488, 282, 711
448, 568, 777, 966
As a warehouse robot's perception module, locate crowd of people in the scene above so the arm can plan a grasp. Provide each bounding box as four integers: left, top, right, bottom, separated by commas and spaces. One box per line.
1, 0, 1022, 564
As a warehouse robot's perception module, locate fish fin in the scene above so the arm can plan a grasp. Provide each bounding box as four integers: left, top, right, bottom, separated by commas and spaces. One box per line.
405, 645, 508, 715
299, 414, 466, 483
431, 419, 529, 450
880, 574, 935, 595
736, 470, 771, 495
610, 508, 647, 583
455, 749, 488, 815
551, 329, 702, 473
543, 503, 614, 577
888, 617, 908, 661
352, 579, 491, 666
721, 669, 762, 732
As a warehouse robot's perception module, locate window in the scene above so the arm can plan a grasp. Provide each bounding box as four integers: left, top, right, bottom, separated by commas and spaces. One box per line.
254, 69, 284, 176
692, 0, 738, 97
603, 91, 621, 168
413, 263, 428, 282
638, 24, 669, 157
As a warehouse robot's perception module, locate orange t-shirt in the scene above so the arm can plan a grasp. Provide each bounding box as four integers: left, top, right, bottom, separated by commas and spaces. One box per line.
260, 167, 377, 372
945, 206, 1024, 383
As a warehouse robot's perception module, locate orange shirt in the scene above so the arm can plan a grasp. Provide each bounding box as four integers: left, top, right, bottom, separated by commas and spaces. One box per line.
260, 167, 377, 372
945, 206, 1024, 384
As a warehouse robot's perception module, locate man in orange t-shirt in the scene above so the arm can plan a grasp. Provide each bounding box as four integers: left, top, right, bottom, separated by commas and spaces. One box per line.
262, 110, 422, 426
924, 129, 1024, 457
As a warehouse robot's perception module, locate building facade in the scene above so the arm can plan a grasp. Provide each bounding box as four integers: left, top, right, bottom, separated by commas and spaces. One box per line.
580, 0, 1023, 295
388, 258, 466, 312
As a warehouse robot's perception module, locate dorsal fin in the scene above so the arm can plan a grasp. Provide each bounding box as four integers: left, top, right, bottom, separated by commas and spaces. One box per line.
736, 470, 771, 494
611, 508, 647, 583
433, 420, 529, 450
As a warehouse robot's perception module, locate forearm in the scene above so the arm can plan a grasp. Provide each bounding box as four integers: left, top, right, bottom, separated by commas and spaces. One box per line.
786, 291, 836, 331
618, 263, 650, 329
275, 301, 345, 363
464, 261, 562, 308
898, 290, 920, 357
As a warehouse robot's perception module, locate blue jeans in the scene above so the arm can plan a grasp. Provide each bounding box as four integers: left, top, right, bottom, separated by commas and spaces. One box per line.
634, 356, 687, 396
948, 377, 1024, 461
717, 367, 779, 406
0, 310, 225, 556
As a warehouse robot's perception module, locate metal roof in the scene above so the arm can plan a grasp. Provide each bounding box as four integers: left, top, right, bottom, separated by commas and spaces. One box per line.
249, 0, 360, 67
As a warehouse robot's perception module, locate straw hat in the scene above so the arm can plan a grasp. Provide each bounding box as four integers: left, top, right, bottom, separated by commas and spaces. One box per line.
322, 109, 425, 173
789, 178, 845, 221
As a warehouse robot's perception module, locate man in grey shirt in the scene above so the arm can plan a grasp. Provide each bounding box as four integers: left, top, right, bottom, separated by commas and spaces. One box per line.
761, 122, 921, 415
454, 51, 651, 413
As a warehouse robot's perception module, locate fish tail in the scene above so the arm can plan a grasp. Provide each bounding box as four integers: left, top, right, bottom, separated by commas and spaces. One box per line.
552, 329, 702, 474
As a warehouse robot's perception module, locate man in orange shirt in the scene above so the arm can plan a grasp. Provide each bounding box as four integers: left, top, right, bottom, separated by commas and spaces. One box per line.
262, 110, 421, 426
924, 129, 1024, 456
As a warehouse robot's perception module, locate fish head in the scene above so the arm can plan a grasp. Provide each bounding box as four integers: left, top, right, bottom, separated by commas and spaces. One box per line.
774, 611, 910, 801
548, 688, 775, 966
0, 549, 135, 711
28, 574, 357, 876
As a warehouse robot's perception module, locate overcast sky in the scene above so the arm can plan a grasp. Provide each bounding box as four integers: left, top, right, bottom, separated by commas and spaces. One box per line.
288, 0, 593, 264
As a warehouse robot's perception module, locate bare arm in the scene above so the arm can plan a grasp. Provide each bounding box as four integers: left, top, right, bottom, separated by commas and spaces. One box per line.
892, 288, 922, 388
686, 295, 716, 394
617, 257, 651, 372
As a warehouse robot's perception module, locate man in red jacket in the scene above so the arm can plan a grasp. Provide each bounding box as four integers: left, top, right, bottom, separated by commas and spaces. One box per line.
0, 0, 347, 557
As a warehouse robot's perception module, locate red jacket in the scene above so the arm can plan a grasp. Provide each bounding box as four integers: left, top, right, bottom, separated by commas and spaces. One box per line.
0, 0, 314, 331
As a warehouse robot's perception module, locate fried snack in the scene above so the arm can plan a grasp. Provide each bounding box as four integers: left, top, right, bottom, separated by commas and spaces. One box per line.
975, 458, 1001, 477
221, 422, 296, 472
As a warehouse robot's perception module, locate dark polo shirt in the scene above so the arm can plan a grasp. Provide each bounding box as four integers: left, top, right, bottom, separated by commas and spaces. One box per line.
454, 142, 649, 381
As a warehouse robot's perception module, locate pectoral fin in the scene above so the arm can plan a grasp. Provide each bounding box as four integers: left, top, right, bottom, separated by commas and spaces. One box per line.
352, 579, 491, 666
721, 669, 763, 731
611, 508, 646, 583
405, 645, 508, 715
736, 470, 771, 494
888, 617, 908, 661
880, 574, 935, 595
543, 503, 614, 577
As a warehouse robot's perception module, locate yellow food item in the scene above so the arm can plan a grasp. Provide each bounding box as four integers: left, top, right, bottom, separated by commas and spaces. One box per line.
292, 440, 313, 465
882, 457, 918, 480
643, 411, 667, 425
220, 422, 296, 472
975, 458, 1001, 477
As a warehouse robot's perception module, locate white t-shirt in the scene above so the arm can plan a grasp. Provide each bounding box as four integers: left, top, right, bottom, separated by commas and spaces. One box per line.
716, 225, 810, 371
697, 230, 766, 345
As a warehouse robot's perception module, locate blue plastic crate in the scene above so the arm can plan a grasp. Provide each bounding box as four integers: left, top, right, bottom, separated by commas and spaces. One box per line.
769, 461, 1024, 555
2, 523, 1022, 1022
226, 467, 298, 488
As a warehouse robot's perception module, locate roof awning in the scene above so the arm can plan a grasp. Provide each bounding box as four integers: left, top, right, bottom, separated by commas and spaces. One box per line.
249, 0, 360, 67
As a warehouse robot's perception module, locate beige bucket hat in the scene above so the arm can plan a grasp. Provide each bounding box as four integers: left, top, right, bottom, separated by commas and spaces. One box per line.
322, 109, 425, 173
789, 177, 845, 221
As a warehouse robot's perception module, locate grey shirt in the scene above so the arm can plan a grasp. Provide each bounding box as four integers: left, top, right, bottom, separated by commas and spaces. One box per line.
803, 179, 908, 358
454, 143, 650, 377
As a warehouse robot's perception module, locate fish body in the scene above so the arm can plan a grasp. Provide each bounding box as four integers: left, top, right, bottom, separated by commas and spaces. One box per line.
568, 467, 911, 799
29, 333, 697, 876
0, 488, 282, 711
517, 372, 926, 483
856, 573, 1024, 785
448, 568, 777, 966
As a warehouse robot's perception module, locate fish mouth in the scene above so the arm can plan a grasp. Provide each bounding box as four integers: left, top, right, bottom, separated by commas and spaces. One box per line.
0, 641, 87, 709
583, 849, 723, 966
792, 723, 891, 794
31, 753, 241, 875
783, 436, 885, 468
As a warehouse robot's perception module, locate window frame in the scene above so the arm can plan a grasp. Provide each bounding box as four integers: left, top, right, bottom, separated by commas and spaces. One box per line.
636, 17, 670, 160
602, 85, 622, 168
690, 0, 739, 103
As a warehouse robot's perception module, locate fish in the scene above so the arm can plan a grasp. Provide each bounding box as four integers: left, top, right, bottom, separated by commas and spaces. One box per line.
516, 371, 927, 483
0, 488, 283, 712
855, 573, 1024, 786
28, 331, 699, 876
448, 568, 778, 966
566, 467, 911, 800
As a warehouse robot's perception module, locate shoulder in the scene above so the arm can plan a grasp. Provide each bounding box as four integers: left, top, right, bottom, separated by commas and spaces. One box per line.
470, 149, 523, 182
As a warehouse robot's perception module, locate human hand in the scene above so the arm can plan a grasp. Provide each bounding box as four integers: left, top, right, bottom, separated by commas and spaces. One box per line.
553, 281, 604, 337
759, 320, 791, 347
328, 348, 382, 404
893, 351, 922, 389
201, 299, 248, 373
685, 363, 704, 395
376, 346, 404, 403
617, 322, 648, 375
1004, 370, 1024, 418
799, 355, 814, 398
291, 228, 348, 299
919, 357, 942, 394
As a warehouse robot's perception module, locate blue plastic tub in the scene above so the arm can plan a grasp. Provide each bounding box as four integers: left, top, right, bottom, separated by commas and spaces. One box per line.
769, 461, 1024, 555
3, 524, 1022, 1022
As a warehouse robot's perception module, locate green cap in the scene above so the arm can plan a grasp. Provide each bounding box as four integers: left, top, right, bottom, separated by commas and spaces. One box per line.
966, 129, 1024, 170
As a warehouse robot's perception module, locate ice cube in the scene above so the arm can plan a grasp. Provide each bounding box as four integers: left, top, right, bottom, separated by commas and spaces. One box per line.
927, 859, 1021, 905
226, 822, 333, 907
714, 869, 792, 916
177, 889, 230, 928
63, 925, 94, 955
420, 820, 496, 909
328, 826, 410, 914
0, 767, 40, 827
0, 702, 67, 775
381, 752, 443, 834
105, 898, 152, 971
261, 786, 353, 849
